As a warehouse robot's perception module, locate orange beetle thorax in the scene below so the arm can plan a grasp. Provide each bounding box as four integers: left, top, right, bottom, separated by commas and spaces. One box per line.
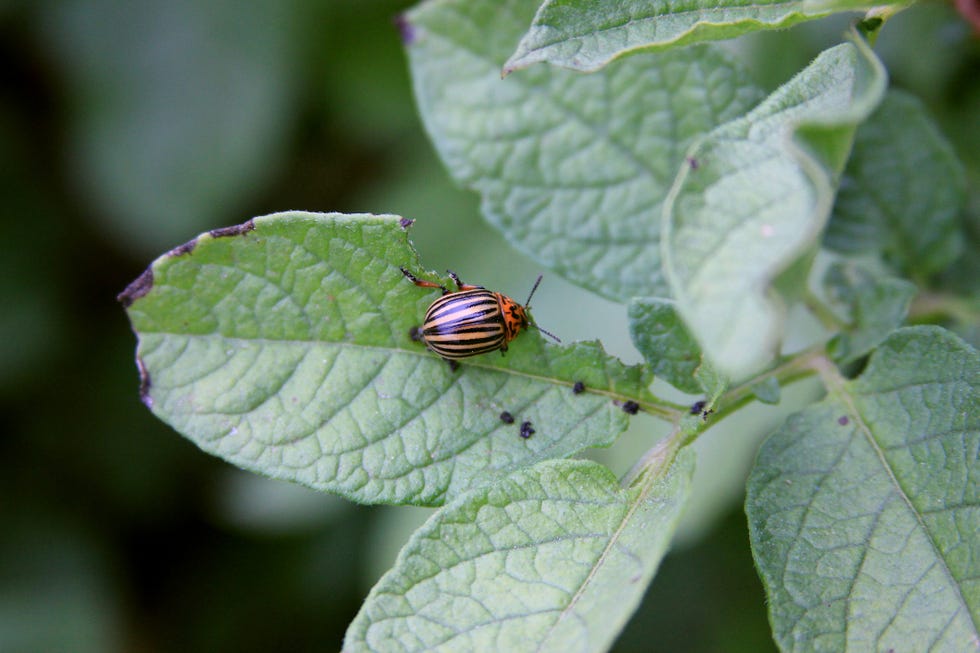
499, 295, 528, 342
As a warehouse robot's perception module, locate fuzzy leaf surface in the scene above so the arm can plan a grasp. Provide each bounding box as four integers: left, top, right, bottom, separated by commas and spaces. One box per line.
405, 0, 763, 302
823, 260, 916, 364
505, 0, 901, 73
746, 327, 980, 652
345, 452, 694, 652
122, 212, 652, 506
825, 90, 966, 277
663, 33, 886, 380
628, 297, 716, 394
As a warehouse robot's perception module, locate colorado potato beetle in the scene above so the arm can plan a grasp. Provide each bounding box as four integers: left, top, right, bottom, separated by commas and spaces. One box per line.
400, 267, 559, 361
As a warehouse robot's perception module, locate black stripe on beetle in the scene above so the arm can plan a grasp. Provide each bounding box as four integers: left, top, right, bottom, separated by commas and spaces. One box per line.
400, 268, 559, 362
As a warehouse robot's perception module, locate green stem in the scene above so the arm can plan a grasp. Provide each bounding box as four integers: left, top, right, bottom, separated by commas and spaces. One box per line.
859, 4, 907, 45
625, 345, 826, 485
710, 345, 825, 424
804, 287, 847, 331
623, 427, 684, 488
909, 291, 979, 326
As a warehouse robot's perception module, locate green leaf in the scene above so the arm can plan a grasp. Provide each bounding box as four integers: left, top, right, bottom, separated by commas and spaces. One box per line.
405, 0, 764, 302
823, 260, 916, 364
345, 452, 694, 652
505, 0, 903, 73
663, 32, 887, 380
825, 90, 967, 278
628, 298, 717, 394
121, 212, 652, 507
746, 326, 980, 651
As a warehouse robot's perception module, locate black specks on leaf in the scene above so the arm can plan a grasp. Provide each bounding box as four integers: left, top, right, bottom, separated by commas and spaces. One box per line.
137, 356, 152, 408
690, 400, 714, 420
117, 268, 154, 307
621, 401, 640, 415
520, 420, 535, 439
393, 13, 416, 44
500, 411, 514, 424
399, 217, 415, 229
838, 416, 850, 426
686, 156, 700, 170
572, 381, 585, 394
209, 219, 255, 239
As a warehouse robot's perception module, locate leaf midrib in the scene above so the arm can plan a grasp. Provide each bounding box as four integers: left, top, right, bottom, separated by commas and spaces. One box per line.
140, 331, 621, 395
827, 369, 977, 640
535, 438, 681, 651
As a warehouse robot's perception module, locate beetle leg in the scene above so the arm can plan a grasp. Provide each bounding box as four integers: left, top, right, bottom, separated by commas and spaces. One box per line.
447, 269, 483, 292
447, 359, 460, 373
400, 267, 448, 294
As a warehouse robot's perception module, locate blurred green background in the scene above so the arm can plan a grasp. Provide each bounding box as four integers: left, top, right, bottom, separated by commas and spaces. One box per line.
1, 2, 975, 651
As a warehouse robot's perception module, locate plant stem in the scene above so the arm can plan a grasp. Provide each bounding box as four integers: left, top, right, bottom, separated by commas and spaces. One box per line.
909, 291, 979, 325
709, 345, 825, 424
804, 287, 847, 331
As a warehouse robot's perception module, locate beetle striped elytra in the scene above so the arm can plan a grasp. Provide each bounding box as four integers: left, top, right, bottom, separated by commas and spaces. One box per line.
400, 267, 559, 362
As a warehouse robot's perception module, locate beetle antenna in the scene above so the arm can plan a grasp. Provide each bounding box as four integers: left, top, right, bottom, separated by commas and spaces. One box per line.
530, 321, 561, 343
524, 275, 560, 343
524, 274, 544, 307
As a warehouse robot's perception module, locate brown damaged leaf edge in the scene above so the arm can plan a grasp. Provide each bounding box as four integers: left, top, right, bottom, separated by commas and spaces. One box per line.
117, 268, 153, 308
116, 219, 256, 308
167, 239, 197, 258
137, 356, 152, 408
209, 218, 255, 239
115, 236, 195, 307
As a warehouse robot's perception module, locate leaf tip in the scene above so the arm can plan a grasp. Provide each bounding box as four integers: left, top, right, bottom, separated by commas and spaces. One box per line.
399, 217, 415, 230
117, 267, 154, 308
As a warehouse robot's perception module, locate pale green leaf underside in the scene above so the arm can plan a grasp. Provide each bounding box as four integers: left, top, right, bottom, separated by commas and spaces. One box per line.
406, 0, 763, 302
663, 33, 886, 380
747, 327, 980, 652
505, 0, 897, 73
123, 212, 651, 506
825, 90, 967, 277
823, 260, 916, 364
345, 453, 694, 652
628, 297, 713, 395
